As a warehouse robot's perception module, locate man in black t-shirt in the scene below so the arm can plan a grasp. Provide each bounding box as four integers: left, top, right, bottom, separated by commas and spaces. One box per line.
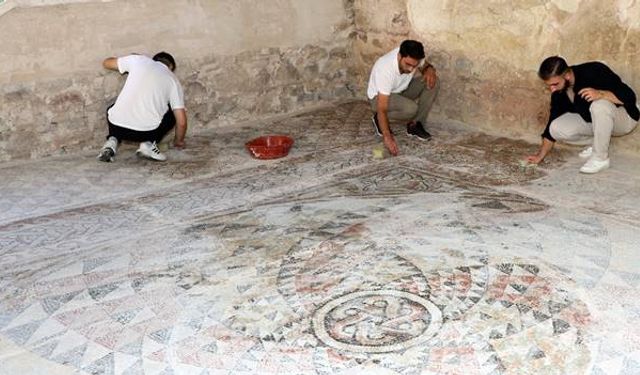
526, 56, 639, 173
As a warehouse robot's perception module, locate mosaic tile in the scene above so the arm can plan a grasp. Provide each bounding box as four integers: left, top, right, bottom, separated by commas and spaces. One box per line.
0, 102, 639, 374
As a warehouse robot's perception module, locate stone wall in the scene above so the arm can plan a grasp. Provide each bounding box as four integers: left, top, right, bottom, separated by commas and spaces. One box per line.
0, 0, 356, 161
351, 0, 640, 154
5, 0, 640, 161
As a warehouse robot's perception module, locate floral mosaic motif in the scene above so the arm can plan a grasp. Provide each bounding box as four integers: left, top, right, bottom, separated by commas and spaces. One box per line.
312, 290, 443, 353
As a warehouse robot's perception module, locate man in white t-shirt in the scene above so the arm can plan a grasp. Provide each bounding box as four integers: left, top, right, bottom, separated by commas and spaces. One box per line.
97, 52, 188, 162
367, 40, 439, 156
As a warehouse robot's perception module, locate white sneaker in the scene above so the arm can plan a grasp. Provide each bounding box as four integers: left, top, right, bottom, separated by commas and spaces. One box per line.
136, 141, 167, 161
97, 136, 118, 162
579, 157, 609, 174
578, 146, 593, 159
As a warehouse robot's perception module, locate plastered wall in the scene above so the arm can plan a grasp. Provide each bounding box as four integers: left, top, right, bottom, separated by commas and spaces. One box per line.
352, 0, 640, 154
0, 0, 356, 160
4, 0, 640, 161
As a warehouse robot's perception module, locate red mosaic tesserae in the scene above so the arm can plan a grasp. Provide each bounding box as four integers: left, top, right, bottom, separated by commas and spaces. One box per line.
245, 135, 294, 159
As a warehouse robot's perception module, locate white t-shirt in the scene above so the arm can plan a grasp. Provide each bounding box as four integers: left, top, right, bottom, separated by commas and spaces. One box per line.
367, 47, 420, 100
107, 55, 185, 131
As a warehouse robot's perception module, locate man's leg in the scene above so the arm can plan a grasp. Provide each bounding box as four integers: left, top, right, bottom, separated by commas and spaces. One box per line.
98, 121, 148, 162
575, 99, 638, 173
97, 135, 118, 162
547, 113, 612, 173
580, 103, 638, 173
398, 77, 437, 140
612, 106, 638, 136
98, 107, 122, 162
135, 109, 175, 162
369, 96, 417, 137
369, 95, 418, 122
105, 107, 174, 144
589, 99, 619, 160
401, 77, 439, 125
107, 122, 148, 142
549, 113, 592, 145
149, 109, 176, 143
100, 111, 174, 162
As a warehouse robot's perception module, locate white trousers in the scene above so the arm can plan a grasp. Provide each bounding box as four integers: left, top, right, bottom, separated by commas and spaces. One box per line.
549, 99, 638, 159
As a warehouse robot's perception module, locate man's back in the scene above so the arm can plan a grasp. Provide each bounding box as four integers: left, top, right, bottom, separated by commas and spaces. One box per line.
108, 55, 184, 132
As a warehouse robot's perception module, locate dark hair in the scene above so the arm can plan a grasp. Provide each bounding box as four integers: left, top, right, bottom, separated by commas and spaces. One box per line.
538, 56, 569, 80
399, 40, 425, 60
153, 51, 176, 71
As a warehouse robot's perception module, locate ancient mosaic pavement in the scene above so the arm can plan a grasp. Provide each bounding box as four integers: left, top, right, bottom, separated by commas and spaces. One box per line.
1, 102, 639, 374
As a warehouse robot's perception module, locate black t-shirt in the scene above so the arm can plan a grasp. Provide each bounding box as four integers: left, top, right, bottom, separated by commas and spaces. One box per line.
542, 62, 639, 141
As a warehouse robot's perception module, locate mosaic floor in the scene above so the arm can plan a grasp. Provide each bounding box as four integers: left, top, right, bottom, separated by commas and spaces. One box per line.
1, 101, 640, 374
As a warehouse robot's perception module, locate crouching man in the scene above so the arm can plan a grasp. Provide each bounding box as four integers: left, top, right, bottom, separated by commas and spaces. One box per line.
367, 40, 439, 156
98, 52, 187, 162
527, 56, 638, 173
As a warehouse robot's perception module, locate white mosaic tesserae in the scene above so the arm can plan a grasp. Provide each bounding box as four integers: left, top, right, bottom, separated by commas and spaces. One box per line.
0, 102, 639, 374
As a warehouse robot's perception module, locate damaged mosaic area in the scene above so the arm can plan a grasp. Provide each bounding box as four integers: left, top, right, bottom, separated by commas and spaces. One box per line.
0, 102, 638, 374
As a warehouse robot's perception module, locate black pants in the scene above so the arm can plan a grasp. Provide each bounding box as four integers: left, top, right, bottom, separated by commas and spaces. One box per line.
107, 107, 175, 143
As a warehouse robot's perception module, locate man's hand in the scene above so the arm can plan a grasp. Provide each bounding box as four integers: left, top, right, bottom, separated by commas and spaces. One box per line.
423, 65, 437, 89
525, 138, 555, 164
525, 154, 544, 164
173, 139, 186, 149
578, 88, 603, 102
578, 88, 622, 105
383, 134, 399, 156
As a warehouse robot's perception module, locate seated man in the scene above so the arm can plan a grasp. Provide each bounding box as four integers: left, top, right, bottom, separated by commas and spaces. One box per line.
367, 39, 439, 156
98, 52, 188, 162
527, 56, 639, 173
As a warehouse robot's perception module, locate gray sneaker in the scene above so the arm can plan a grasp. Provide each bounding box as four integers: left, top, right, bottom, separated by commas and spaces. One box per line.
97, 136, 118, 162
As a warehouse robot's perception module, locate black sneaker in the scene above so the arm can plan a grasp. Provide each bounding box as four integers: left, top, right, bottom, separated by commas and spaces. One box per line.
407, 121, 431, 141
371, 114, 382, 137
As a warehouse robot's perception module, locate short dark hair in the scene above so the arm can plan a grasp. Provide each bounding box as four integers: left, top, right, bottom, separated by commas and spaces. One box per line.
153, 51, 176, 71
399, 40, 425, 60
538, 56, 569, 80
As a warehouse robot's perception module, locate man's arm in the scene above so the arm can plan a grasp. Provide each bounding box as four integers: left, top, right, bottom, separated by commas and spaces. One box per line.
586, 62, 636, 107
103, 57, 119, 71
525, 92, 567, 164
577, 88, 623, 105
173, 108, 188, 148
376, 94, 399, 156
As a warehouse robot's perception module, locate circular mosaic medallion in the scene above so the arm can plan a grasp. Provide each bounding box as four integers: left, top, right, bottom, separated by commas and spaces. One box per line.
312, 290, 443, 353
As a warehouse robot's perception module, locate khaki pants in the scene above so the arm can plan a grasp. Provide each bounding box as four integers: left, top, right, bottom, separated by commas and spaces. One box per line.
549, 99, 638, 159
369, 77, 439, 125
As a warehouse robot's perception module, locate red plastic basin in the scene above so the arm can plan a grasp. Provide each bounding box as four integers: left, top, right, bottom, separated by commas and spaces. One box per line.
245, 135, 294, 160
